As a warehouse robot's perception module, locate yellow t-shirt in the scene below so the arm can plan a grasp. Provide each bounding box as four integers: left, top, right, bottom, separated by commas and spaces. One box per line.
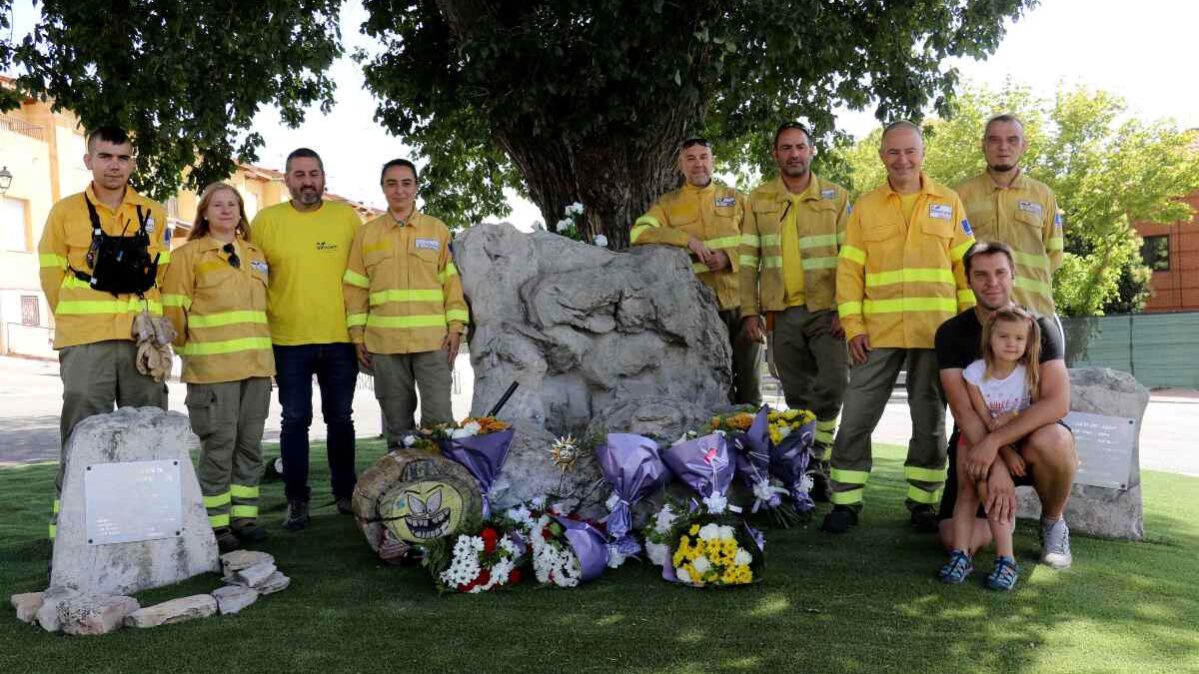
780, 194, 806, 306
251, 200, 361, 345
899, 191, 920, 224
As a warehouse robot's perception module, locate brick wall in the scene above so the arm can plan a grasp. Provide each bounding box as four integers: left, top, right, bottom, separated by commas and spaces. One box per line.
1136, 192, 1199, 312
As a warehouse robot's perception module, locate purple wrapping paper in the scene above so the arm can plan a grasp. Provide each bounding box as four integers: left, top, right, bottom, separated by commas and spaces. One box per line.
767, 418, 817, 513
553, 516, 607, 582
663, 433, 734, 508
441, 428, 516, 518
597, 433, 669, 558
731, 407, 780, 513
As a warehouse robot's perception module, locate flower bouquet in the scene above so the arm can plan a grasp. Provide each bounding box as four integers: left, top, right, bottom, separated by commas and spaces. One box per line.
505, 498, 608, 588
596, 433, 669, 568
425, 519, 528, 594
730, 406, 801, 528
766, 409, 818, 515
437, 416, 516, 517
659, 431, 765, 586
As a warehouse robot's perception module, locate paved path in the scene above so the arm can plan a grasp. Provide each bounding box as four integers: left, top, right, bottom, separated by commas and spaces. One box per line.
2, 356, 1196, 477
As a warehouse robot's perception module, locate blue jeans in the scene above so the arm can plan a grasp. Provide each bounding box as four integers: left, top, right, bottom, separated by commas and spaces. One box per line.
274, 343, 358, 501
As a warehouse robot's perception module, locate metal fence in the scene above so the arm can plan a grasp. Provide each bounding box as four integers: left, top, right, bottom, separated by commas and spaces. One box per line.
1062, 311, 1199, 389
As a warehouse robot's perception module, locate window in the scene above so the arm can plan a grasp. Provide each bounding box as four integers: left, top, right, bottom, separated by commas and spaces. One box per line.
1141, 235, 1170, 271
1, 198, 29, 252
20, 295, 39, 326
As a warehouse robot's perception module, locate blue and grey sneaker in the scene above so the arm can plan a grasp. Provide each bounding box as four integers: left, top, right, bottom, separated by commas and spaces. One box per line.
938, 549, 974, 584
987, 555, 1019, 591
1040, 517, 1073, 569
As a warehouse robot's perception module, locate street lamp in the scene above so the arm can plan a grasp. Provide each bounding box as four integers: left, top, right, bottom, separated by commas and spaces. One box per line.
0, 166, 12, 195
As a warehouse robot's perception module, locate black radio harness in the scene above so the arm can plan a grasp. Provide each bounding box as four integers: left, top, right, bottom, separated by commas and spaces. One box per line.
69, 195, 160, 296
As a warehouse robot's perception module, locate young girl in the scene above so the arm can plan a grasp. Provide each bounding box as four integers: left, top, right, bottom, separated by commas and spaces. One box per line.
939, 306, 1042, 591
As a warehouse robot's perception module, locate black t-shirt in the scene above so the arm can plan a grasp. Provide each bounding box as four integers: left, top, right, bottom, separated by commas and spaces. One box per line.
935, 309, 1064, 372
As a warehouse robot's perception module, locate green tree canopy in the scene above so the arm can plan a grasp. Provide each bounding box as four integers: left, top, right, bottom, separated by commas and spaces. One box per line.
836, 83, 1199, 315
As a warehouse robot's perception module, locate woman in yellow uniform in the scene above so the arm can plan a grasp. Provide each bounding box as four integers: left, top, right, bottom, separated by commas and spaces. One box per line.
162, 183, 275, 552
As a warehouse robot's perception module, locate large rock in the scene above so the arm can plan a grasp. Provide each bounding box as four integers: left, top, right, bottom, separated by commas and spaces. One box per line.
34, 587, 138, 635
124, 595, 217, 628
51, 407, 219, 595
1017, 367, 1148, 540
456, 224, 731, 434
490, 421, 604, 514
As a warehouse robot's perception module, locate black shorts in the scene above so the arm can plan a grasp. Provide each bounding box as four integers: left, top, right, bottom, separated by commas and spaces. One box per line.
937, 420, 1072, 521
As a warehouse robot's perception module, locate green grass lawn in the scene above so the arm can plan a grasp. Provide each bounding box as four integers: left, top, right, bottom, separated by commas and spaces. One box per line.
2, 440, 1197, 674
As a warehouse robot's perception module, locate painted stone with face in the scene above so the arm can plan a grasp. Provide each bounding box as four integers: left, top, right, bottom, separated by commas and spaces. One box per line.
352, 450, 483, 556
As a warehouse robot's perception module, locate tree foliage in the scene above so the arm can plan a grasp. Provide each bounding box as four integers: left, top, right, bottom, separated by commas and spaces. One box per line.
360, 0, 1032, 245
0, 0, 343, 202
837, 83, 1199, 315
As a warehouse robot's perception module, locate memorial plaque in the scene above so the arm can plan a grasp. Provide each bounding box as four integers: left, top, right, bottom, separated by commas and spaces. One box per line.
84, 460, 183, 545
1063, 411, 1137, 490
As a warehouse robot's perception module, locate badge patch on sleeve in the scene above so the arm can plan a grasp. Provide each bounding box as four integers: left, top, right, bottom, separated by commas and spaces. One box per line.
1054, 211, 1064, 229
251, 260, 269, 274
961, 219, 973, 236
1018, 200, 1044, 218
715, 196, 736, 207
821, 189, 836, 200
929, 203, 953, 220
415, 238, 441, 251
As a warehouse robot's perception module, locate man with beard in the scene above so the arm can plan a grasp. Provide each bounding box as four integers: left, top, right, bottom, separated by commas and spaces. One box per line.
934, 241, 1076, 569
954, 115, 1064, 318
631, 137, 760, 406
252, 148, 361, 531
823, 121, 975, 534
740, 122, 850, 499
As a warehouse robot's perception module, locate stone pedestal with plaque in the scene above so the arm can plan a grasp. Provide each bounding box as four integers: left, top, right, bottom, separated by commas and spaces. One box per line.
1017, 367, 1148, 540
50, 407, 219, 595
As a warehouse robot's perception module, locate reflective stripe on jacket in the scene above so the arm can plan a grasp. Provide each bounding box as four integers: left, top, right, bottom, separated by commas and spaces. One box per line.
954, 171, 1063, 316
37, 185, 169, 349
161, 236, 274, 384
837, 173, 976, 349
741, 175, 850, 316
630, 182, 746, 312
343, 211, 468, 354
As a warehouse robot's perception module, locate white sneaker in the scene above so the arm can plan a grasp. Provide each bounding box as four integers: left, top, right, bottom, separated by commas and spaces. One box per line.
1040, 517, 1073, 569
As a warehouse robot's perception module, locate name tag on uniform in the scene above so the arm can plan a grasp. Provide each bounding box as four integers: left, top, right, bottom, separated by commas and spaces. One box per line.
415, 238, 440, 251
251, 260, 269, 275
1018, 200, 1043, 218
929, 203, 953, 220
714, 196, 736, 207
821, 189, 836, 200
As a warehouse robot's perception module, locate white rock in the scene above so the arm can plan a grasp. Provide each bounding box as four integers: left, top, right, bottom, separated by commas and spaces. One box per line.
60, 595, 139, 636
212, 585, 259, 615
220, 550, 274, 577
50, 407, 219, 596
11, 592, 44, 624
256, 572, 291, 595
35, 586, 79, 632
234, 561, 277, 588
125, 595, 217, 628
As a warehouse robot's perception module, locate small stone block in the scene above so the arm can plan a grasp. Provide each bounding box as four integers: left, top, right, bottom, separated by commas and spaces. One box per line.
256, 571, 291, 595
234, 561, 277, 588
212, 585, 259, 615
124, 595, 217, 628
11, 592, 45, 624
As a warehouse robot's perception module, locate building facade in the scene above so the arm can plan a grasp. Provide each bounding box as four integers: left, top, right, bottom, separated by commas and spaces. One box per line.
1136, 191, 1199, 313
0, 94, 381, 358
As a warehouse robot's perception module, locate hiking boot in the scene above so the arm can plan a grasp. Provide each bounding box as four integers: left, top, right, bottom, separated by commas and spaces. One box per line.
232, 522, 270, 544
808, 459, 831, 503
938, 549, 973, 584
214, 528, 241, 553
910, 504, 939, 533
1040, 517, 1073, 569
821, 506, 859, 534
987, 555, 1020, 591
282, 499, 310, 531
336, 496, 354, 516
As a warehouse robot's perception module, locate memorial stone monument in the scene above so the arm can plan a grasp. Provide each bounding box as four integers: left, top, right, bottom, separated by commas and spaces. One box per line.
1017, 367, 1149, 540
50, 407, 219, 596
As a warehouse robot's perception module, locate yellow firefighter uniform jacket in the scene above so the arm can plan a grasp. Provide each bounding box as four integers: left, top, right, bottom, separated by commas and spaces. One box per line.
630, 182, 746, 312
342, 211, 469, 354
37, 185, 170, 349
741, 175, 850, 316
161, 236, 275, 384
837, 173, 976, 349
954, 171, 1063, 315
